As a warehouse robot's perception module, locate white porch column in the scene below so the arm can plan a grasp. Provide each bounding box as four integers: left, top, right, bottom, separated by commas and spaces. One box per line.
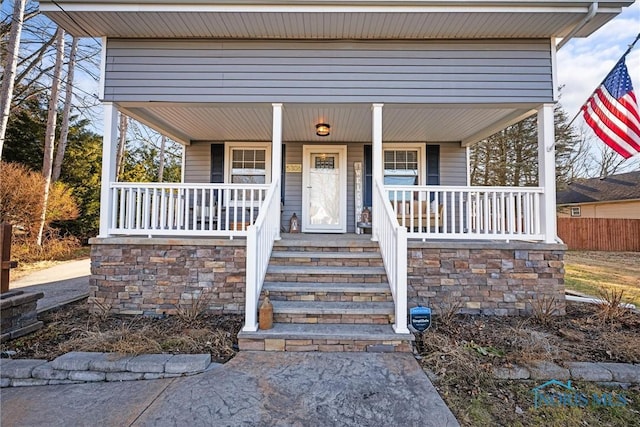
538, 103, 557, 244
98, 102, 119, 238
272, 103, 283, 240
371, 103, 383, 241
372, 104, 384, 182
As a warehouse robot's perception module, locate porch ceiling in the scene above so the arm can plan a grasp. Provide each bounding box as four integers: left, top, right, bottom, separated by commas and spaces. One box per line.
119, 102, 537, 146
39, 1, 630, 39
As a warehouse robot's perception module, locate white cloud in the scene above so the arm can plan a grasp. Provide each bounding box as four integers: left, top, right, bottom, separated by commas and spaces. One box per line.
557, 2, 640, 119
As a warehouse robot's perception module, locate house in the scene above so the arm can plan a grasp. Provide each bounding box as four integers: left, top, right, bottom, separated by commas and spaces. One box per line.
557, 171, 640, 219
40, 0, 632, 352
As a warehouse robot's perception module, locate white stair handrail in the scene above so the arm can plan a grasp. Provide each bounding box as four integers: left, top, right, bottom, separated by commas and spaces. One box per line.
373, 178, 409, 334
243, 178, 281, 332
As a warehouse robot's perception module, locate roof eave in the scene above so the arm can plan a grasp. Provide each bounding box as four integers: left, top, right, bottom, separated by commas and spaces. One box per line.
39, 1, 631, 39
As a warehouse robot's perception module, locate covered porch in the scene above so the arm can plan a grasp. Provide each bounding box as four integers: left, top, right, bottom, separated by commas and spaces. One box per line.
95, 100, 561, 335
99, 102, 557, 243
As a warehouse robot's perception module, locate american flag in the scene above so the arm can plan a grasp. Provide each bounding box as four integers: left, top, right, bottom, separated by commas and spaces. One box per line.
581, 57, 640, 159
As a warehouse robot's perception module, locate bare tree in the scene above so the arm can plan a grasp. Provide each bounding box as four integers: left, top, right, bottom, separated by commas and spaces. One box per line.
560, 130, 591, 184
2, 4, 101, 126
158, 134, 166, 181
52, 36, 79, 181
565, 124, 640, 180
36, 27, 64, 246
116, 113, 128, 179
9, 32, 57, 115
0, 0, 27, 157
594, 143, 631, 178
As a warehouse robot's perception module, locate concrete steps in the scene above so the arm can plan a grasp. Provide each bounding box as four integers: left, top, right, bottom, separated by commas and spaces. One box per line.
272, 300, 394, 315
263, 281, 390, 293
238, 323, 413, 352
266, 265, 387, 276
238, 237, 413, 353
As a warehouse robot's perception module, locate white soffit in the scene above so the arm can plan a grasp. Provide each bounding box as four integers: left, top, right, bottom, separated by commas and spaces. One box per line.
118, 103, 531, 145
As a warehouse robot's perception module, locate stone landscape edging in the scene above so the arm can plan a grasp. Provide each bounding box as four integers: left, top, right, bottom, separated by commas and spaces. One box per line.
0, 351, 220, 387
494, 360, 640, 385
2, 351, 639, 388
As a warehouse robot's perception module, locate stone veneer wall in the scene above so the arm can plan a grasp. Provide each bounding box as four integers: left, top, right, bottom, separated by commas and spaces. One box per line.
407, 241, 566, 315
1, 290, 44, 342
90, 238, 565, 317
89, 238, 246, 316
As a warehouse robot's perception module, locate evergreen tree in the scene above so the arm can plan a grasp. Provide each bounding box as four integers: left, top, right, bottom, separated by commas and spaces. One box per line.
470, 102, 577, 187
1, 90, 47, 170
57, 121, 102, 241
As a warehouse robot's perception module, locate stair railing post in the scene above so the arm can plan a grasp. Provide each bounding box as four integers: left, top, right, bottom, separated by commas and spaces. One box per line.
394, 226, 409, 334
243, 225, 259, 332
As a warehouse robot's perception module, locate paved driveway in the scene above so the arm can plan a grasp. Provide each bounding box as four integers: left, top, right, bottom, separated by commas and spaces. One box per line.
1, 352, 459, 427
8, 259, 90, 312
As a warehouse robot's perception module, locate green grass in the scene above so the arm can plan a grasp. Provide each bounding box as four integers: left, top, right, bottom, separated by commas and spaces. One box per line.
440, 380, 640, 427
563, 269, 640, 306
564, 251, 640, 307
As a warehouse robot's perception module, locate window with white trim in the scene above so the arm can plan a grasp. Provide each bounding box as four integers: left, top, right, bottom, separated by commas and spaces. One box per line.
383, 144, 426, 201
384, 149, 419, 186
231, 148, 266, 184
382, 143, 426, 186
225, 143, 272, 184
570, 207, 581, 217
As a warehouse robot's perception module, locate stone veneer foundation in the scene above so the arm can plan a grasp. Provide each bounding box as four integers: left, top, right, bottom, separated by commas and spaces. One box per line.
89, 237, 246, 316
89, 237, 565, 317
407, 241, 566, 315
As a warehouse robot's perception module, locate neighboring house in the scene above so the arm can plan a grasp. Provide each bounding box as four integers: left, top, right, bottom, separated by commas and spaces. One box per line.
41, 0, 632, 352
557, 171, 640, 219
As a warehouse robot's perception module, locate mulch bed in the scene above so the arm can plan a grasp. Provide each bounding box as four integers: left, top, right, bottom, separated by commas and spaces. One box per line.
416, 301, 640, 368
412, 302, 640, 426
3, 299, 637, 367
3, 299, 638, 426
1, 300, 243, 363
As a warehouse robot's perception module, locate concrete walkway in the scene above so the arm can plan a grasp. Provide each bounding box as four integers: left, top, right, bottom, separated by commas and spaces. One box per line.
8, 259, 90, 312
1, 352, 460, 427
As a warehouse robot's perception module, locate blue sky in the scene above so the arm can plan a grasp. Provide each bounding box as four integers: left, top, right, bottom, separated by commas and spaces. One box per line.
557, 1, 640, 120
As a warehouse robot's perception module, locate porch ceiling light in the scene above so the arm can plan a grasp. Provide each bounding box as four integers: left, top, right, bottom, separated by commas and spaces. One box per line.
315, 123, 331, 137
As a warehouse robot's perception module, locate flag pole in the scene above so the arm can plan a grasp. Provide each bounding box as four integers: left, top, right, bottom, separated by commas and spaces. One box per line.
566, 32, 640, 128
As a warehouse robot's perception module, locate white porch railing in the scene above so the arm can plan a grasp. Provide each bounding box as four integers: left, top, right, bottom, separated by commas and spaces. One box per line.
108, 182, 270, 237
373, 178, 409, 334
386, 185, 544, 241
243, 179, 281, 332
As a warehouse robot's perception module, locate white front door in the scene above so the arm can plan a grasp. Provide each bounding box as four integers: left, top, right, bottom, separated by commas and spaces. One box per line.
302, 145, 347, 233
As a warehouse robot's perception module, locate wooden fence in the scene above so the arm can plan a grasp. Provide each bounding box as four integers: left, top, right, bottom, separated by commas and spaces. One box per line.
1, 223, 18, 293
557, 218, 640, 251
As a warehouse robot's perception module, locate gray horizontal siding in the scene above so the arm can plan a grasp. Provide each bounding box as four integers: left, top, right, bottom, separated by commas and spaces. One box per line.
281, 143, 303, 232
183, 142, 211, 183
440, 143, 468, 186
183, 141, 466, 232
104, 39, 553, 104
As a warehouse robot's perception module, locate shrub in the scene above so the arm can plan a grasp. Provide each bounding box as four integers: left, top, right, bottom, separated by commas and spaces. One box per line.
0, 161, 80, 262
595, 287, 633, 326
